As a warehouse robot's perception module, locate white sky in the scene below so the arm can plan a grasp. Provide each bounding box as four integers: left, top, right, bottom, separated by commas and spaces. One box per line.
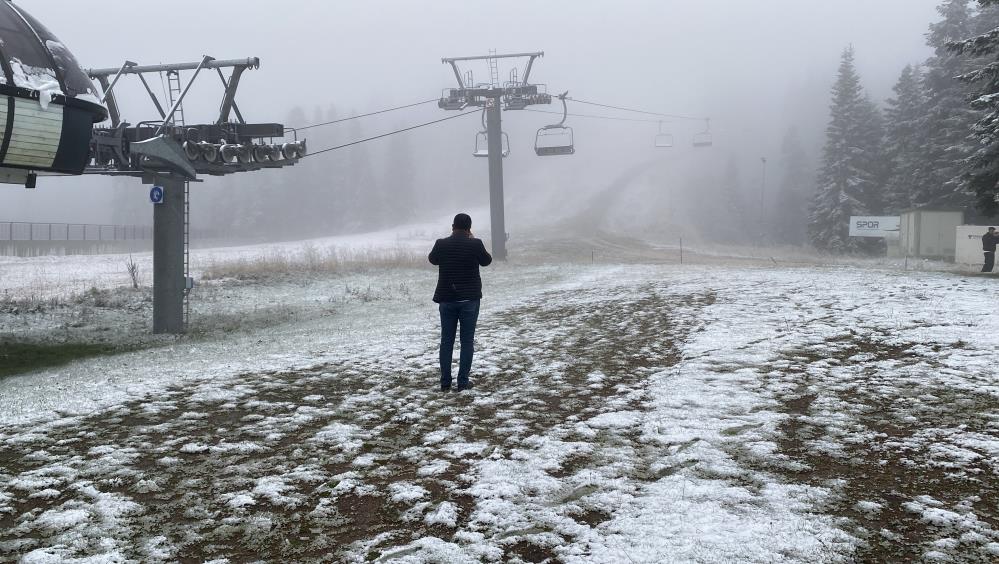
3, 0, 943, 223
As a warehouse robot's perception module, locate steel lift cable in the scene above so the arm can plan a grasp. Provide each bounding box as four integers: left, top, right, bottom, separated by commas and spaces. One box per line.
305, 110, 479, 157
294, 98, 439, 131
565, 97, 707, 122
524, 108, 666, 124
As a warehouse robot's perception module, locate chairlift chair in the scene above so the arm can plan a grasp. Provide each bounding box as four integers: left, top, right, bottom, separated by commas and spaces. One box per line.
472, 108, 510, 158
535, 92, 575, 156
654, 121, 674, 148
473, 131, 511, 158
692, 118, 713, 148
535, 127, 574, 156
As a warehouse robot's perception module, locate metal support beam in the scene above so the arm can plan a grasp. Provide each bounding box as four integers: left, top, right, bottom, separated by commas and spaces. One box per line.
522, 54, 540, 85
157, 56, 214, 134
97, 76, 121, 128
152, 176, 186, 334
100, 61, 137, 104
217, 67, 246, 124
87, 57, 259, 78
136, 74, 167, 119
442, 52, 543, 63
486, 98, 507, 261
447, 61, 465, 89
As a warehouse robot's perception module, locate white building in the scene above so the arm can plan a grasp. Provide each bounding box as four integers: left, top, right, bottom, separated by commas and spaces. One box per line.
899, 209, 965, 261
956, 225, 995, 267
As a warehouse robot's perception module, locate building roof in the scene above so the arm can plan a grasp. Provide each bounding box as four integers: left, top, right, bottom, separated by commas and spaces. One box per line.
900, 208, 966, 214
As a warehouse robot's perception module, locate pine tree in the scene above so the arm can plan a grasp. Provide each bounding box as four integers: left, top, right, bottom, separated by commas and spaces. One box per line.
950, 0, 999, 215
857, 96, 889, 213
883, 65, 926, 212
304, 104, 353, 236
343, 113, 378, 231
298, 106, 333, 236
383, 123, 417, 224
773, 128, 812, 245
262, 106, 314, 239
809, 46, 886, 253
914, 0, 981, 209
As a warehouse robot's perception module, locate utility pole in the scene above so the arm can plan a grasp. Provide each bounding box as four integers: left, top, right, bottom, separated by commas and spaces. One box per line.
438, 52, 551, 261
760, 156, 768, 245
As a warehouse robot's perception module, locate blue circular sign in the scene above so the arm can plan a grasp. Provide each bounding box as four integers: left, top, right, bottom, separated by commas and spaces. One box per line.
149, 186, 164, 205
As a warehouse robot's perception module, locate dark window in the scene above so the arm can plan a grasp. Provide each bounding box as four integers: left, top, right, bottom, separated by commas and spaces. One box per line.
0, 4, 61, 91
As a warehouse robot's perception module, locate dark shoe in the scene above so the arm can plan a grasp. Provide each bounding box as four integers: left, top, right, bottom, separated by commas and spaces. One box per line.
455, 381, 474, 392
441, 384, 452, 392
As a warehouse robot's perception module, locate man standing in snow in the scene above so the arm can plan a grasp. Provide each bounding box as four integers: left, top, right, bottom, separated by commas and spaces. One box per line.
428, 213, 492, 392
983, 227, 999, 273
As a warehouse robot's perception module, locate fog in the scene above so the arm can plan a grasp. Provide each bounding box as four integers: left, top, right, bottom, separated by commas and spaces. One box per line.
0, 0, 941, 245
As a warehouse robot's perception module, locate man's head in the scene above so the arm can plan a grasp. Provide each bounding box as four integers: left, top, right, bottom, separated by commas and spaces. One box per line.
990, 227, 996, 234
452, 213, 472, 232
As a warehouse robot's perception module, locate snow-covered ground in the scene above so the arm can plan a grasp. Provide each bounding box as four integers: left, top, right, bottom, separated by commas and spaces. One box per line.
0, 221, 445, 299
1, 234, 998, 562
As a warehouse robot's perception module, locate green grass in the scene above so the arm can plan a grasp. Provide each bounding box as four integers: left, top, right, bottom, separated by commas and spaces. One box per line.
0, 342, 128, 378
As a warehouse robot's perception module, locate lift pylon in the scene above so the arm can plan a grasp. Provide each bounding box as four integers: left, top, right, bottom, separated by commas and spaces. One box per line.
86, 56, 305, 334
438, 51, 553, 260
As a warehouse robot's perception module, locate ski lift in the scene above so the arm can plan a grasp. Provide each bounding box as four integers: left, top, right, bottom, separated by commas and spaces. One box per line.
535, 92, 575, 156
693, 118, 713, 148
473, 108, 510, 158
654, 121, 674, 148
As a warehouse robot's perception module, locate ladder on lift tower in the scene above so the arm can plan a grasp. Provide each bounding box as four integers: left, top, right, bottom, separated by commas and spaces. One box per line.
166, 70, 185, 126
488, 50, 499, 88
166, 70, 191, 326
183, 181, 191, 328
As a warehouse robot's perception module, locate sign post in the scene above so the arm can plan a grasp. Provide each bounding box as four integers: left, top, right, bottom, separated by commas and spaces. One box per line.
149, 185, 164, 205
849, 216, 900, 238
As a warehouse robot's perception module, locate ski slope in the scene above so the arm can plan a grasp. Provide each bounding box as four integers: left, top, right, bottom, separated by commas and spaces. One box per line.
1, 241, 998, 562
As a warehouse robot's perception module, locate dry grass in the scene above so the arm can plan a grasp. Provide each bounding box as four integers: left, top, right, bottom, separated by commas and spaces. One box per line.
199, 244, 425, 281
0, 290, 65, 314
1, 284, 145, 314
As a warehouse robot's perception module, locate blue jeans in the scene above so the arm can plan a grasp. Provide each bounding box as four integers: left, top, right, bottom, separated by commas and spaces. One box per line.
439, 300, 480, 388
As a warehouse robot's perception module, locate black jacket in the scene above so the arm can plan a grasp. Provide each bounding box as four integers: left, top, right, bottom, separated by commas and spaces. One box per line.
984, 232, 999, 252
428, 233, 492, 303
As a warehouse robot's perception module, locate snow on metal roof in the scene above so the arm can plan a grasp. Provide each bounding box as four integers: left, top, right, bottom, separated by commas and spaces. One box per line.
0, 1, 105, 118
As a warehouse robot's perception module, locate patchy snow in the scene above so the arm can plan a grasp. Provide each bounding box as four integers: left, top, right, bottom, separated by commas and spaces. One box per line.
1, 232, 998, 561
8, 57, 61, 108
0, 219, 445, 300
425, 501, 459, 528
389, 483, 429, 504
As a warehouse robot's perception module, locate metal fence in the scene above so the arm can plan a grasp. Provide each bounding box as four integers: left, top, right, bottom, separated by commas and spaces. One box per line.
0, 222, 154, 242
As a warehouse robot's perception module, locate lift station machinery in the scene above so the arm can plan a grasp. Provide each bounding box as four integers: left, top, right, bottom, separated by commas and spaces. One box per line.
0, 0, 305, 334
84, 56, 305, 334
